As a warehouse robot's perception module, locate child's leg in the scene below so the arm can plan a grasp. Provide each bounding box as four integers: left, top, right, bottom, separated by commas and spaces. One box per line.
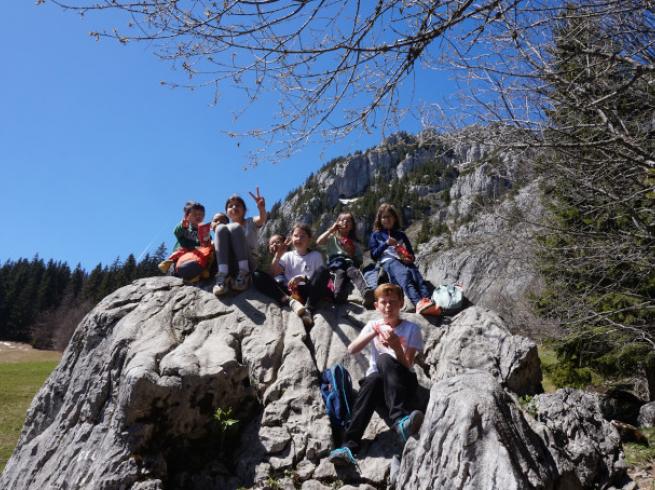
252, 270, 288, 305
346, 266, 371, 295
409, 265, 433, 300
376, 353, 419, 424
383, 260, 422, 305
226, 223, 250, 272
342, 373, 384, 453
332, 266, 349, 303
305, 266, 331, 312
214, 224, 232, 276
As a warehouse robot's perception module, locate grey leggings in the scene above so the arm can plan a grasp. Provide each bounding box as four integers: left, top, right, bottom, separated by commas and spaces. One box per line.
214, 223, 249, 270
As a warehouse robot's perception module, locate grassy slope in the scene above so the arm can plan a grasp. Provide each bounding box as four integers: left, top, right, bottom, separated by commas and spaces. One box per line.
0, 346, 60, 472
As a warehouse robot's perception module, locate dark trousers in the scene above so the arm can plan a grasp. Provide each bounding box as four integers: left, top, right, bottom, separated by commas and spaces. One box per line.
343, 354, 418, 452
297, 265, 331, 311
330, 260, 370, 303
252, 270, 288, 304
382, 259, 432, 305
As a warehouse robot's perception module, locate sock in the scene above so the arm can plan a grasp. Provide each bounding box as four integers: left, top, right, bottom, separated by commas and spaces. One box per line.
238, 260, 249, 272
218, 264, 229, 274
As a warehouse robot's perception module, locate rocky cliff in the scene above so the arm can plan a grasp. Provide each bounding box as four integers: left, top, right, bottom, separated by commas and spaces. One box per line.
262, 128, 543, 334
0, 277, 632, 489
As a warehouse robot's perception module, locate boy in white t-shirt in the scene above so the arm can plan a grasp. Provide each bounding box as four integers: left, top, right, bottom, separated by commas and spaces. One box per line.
270, 223, 331, 327
329, 283, 424, 466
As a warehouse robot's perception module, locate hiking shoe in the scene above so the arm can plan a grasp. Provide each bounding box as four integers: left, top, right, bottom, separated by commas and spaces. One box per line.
232, 270, 251, 291
158, 260, 174, 274
363, 288, 376, 309
212, 273, 230, 297
395, 410, 424, 443
328, 447, 357, 466
416, 298, 436, 315
289, 298, 306, 316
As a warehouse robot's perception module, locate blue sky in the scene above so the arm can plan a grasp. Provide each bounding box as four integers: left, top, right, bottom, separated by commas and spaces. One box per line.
1, 2, 457, 269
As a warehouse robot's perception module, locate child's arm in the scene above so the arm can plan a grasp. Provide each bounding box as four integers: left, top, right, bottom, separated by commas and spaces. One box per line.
399, 231, 415, 257
174, 223, 198, 249
316, 222, 339, 246
270, 249, 286, 276
249, 187, 267, 227
384, 331, 417, 369
348, 327, 378, 355
368, 231, 389, 261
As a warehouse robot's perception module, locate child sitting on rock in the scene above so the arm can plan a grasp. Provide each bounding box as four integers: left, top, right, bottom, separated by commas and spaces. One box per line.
159, 201, 213, 280
329, 283, 424, 466
252, 234, 293, 305
316, 212, 375, 308
368, 203, 436, 315
213, 189, 267, 296
269, 223, 331, 328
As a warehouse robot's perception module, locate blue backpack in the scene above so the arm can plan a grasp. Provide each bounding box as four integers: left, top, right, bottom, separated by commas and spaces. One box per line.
320, 363, 355, 429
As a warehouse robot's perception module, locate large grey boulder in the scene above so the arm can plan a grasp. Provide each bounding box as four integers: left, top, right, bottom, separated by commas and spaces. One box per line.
530, 389, 629, 488
423, 306, 543, 395
638, 401, 655, 427
0, 278, 332, 489
396, 372, 559, 490
1, 277, 630, 489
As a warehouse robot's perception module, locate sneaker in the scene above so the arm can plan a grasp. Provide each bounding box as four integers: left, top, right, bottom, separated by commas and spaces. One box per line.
301, 311, 314, 329
158, 260, 174, 274
416, 298, 436, 315
232, 270, 251, 291
328, 447, 357, 466
363, 288, 376, 309
395, 410, 424, 443
212, 273, 230, 297
289, 298, 306, 316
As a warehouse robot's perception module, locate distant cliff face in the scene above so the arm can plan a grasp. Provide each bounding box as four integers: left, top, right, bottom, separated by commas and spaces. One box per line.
263, 127, 544, 334
0, 278, 630, 489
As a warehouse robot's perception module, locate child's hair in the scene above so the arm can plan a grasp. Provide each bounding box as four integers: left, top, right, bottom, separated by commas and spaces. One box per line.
269, 233, 286, 244
373, 203, 401, 231
374, 283, 404, 302
183, 201, 205, 216
225, 194, 247, 213
291, 222, 313, 238
337, 212, 359, 242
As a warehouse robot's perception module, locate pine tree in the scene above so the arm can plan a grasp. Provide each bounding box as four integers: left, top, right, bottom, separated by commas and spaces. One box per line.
536, 8, 655, 394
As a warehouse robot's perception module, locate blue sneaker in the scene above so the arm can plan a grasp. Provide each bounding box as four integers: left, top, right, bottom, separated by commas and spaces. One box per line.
395, 410, 424, 443
328, 447, 357, 466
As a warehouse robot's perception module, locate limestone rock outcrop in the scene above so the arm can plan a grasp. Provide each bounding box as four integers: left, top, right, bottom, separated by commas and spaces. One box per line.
0, 277, 630, 489
638, 401, 655, 427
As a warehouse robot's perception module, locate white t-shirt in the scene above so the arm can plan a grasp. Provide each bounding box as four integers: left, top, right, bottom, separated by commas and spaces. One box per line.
278, 250, 324, 282
360, 320, 423, 375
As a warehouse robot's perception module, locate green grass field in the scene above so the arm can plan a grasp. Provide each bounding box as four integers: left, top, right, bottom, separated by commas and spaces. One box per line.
0, 345, 60, 472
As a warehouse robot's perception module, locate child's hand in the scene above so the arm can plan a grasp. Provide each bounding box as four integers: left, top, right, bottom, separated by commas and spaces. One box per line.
330, 222, 340, 234
249, 187, 266, 210
386, 237, 398, 246
384, 330, 402, 350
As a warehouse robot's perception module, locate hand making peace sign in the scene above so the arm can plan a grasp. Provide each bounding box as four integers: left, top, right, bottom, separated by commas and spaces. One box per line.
250, 186, 268, 227
249, 186, 266, 210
